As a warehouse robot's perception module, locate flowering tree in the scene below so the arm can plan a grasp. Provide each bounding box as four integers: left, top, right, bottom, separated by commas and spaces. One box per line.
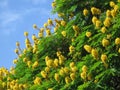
0, 0, 120, 90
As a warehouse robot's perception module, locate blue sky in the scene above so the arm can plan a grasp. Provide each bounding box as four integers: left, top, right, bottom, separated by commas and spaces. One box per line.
0, 0, 54, 69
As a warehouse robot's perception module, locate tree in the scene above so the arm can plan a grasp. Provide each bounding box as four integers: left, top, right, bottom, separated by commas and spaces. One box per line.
0, 0, 120, 90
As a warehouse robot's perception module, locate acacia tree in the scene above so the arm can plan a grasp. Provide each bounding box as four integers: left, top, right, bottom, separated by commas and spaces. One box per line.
0, 0, 120, 90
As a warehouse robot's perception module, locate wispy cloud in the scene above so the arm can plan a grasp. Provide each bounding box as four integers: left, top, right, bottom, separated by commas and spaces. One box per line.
0, 12, 20, 27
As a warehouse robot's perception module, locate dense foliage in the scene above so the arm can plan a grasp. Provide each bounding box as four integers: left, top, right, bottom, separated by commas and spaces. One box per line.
0, 0, 120, 90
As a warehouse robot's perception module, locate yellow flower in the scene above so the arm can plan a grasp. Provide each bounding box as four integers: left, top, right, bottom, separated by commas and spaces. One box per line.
54, 73, 60, 82
92, 16, 98, 25
91, 48, 98, 59
72, 25, 79, 31
16, 41, 20, 47
69, 45, 75, 54
106, 10, 111, 17
54, 58, 59, 67
83, 8, 89, 16
54, 27, 58, 32
118, 48, 120, 53
86, 31, 92, 38
84, 45, 92, 53
65, 76, 71, 84
103, 17, 111, 27
71, 66, 78, 73
111, 9, 116, 18
56, 51, 61, 57
34, 77, 41, 85
41, 71, 47, 78
80, 72, 86, 80
33, 24, 37, 29
46, 29, 51, 36
25, 38, 30, 44
24, 32, 28, 37
51, 2, 56, 8
91, 7, 101, 15
101, 27, 107, 33
118, 0, 120, 2
32, 34, 37, 41
45, 67, 50, 73
13, 59, 18, 64
14, 48, 19, 54
70, 73, 76, 81
32, 61, 39, 69
27, 61, 31, 67
48, 18, 53, 25
38, 32, 43, 38
61, 20, 66, 26
107, 34, 112, 39
110, 1, 115, 7
44, 23, 48, 28
82, 65, 88, 72
48, 88, 53, 90
23, 57, 28, 63
58, 55, 66, 61
69, 62, 75, 68
115, 37, 120, 45
61, 31, 66, 37
95, 20, 101, 28
114, 5, 119, 12
101, 54, 107, 63
102, 38, 109, 47
46, 59, 53, 67
64, 67, 69, 75
59, 68, 65, 76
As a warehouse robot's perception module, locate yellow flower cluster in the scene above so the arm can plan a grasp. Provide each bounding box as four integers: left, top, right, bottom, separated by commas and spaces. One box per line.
83, 8, 89, 16
102, 38, 110, 47
84, 45, 92, 53
61, 31, 66, 37
72, 25, 80, 36
69, 45, 75, 54
101, 54, 108, 68
86, 31, 92, 38
91, 7, 101, 15
115, 37, 120, 45
91, 48, 98, 59
34, 77, 41, 85
80, 65, 88, 80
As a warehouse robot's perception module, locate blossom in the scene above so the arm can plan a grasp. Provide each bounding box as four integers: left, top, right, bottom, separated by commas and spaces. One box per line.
86, 31, 92, 38
92, 16, 98, 25
33, 24, 37, 29
83, 8, 89, 16
91, 49, 98, 59
115, 37, 120, 45
69, 62, 75, 68
102, 38, 109, 47
101, 27, 107, 33
106, 10, 111, 17
61, 20, 66, 26
101, 54, 107, 63
61, 31, 66, 37
84, 45, 92, 53
110, 1, 115, 7
70, 73, 76, 81
65, 76, 71, 84
82, 65, 88, 72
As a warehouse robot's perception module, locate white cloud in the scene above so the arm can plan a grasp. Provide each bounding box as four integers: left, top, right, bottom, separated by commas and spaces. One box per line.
0, 12, 20, 27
